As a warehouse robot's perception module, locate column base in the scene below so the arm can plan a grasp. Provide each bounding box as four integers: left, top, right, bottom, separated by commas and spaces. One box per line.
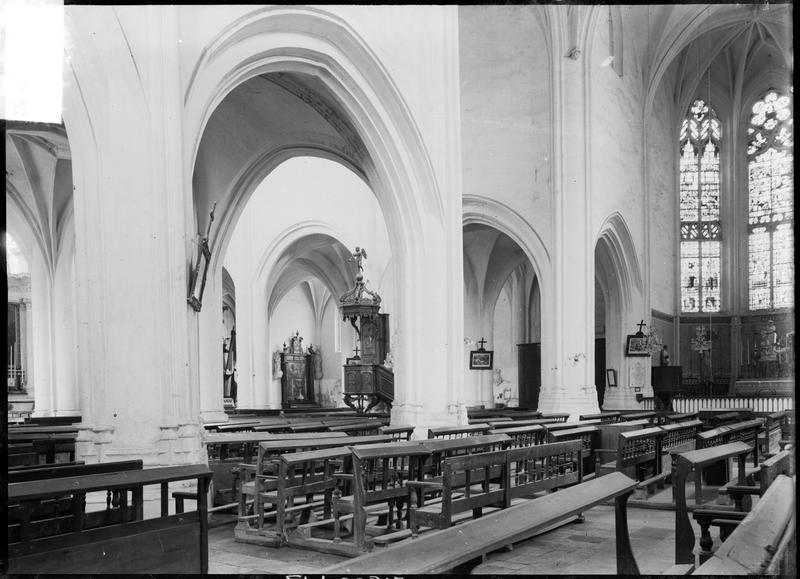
200, 410, 230, 423
75, 423, 204, 465
390, 401, 468, 439
536, 386, 601, 422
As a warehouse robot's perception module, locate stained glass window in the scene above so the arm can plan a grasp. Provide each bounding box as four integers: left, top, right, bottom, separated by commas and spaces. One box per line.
747, 89, 794, 310
680, 99, 721, 312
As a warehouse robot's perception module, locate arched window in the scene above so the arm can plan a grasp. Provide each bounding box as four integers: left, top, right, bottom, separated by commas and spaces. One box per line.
680, 99, 721, 313
747, 89, 794, 311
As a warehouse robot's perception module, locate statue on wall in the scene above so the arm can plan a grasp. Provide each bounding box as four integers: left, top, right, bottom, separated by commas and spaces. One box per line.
272, 350, 283, 380
308, 344, 323, 380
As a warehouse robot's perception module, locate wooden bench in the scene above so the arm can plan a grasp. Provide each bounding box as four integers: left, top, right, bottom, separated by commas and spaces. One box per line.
489, 418, 559, 429
378, 424, 416, 441
669, 475, 796, 575
697, 418, 763, 471
596, 426, 665, 495
267, 446, 356, 546
666, 411, 700, 424
760, 410, 788, 455
323, 471, 641, 575
692, 449, 795, 562
21, 415, 81, 426
327, 421, 383, 436
407, 448, 510, 533
7, 460, 145, 527
539, 412, 570, 422
428, 423, 492, 439
547, 424, 601, 476
672, 441, 753, 565
619, 411, 656, 423
488, 424, 547, 448
324, 442, 432, 555
471, 415, 513, 425
7, 464, 212, 574
580, 411, 622, 423
238, 434, 392, 536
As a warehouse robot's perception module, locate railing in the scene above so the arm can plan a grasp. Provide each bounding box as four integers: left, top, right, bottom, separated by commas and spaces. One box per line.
644, 396, 792, 414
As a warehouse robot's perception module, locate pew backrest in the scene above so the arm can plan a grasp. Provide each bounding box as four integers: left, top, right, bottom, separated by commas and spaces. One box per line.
378, 424, 416, 440
579, 412, 622, 423
660, 419, 703, 453
428, 423, 492, 439
488, 424, 547, 448
507, 440, 582, 498
616, 427, 663, 472
8, 459, 144, 483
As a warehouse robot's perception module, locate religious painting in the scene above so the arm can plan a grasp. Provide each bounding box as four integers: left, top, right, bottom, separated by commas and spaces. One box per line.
625, 334, 649, 356
470, 350, 494, 370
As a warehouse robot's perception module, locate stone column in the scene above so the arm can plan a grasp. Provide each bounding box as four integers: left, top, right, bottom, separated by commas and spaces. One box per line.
30, 251, 54, 417
67, 6, 201, 464
537, 7, 599, 419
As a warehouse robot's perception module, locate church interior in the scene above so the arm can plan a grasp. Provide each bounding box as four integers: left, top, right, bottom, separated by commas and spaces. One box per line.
4, 4, 795, 575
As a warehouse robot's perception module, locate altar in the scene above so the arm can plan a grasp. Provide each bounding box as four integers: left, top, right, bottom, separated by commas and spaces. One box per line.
734, 379, 794, 397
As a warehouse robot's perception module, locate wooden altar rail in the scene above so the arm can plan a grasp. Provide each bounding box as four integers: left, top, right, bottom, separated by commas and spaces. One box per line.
669, 396, 793, 414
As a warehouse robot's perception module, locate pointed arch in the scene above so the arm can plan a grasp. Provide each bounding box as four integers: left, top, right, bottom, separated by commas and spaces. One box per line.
595, 212, 644, 311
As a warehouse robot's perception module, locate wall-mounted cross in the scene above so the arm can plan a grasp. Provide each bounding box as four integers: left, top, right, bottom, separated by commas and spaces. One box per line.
637, 320, 647, 333
477, 337, 487, 350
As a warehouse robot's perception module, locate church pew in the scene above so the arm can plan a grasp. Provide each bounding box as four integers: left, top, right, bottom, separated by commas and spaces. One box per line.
668, 474, 796, 575
671, 441, 753, 565
428, 423, 492, 439
697, 418, 764, 471
692, 449, 794, 563
7, 464, 213, 574
327, 421, 383, 436
264, 446, 357, 545
8, 459, 143, 483
546, 424, 601, 476
618, 411, 657, 423
22, 415, 82, 426
760, 410, 788, 455
539, 412, 570, 422
489, 418, 559, 429
420, 433, 512, 478
666, 411, 700, 424
470, 416, 513, 425
323, 471, 641, 575
407, 448, 510, 534
238, 434, 394, 533
319, 442, 432, 555
579, 411, 622, 423
488, 424, 547, 448
595, 426, 665, 495
379, 424, 416, 441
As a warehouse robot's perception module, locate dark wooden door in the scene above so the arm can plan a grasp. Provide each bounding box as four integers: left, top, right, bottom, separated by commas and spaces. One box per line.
595, 338, 606, 408
517, 343, 541, 410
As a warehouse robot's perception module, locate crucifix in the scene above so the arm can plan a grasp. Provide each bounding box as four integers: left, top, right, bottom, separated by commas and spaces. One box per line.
353, 345, 361, 359
477, 337, 487, 350
636, 320, 647, 334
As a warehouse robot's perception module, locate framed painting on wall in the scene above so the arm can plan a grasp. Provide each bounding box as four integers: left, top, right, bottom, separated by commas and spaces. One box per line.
625, 334, 650, 356
470, 350, 494, 370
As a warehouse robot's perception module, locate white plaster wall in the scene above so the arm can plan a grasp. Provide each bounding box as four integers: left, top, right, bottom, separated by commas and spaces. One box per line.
492, 287, 518, 405
459, 6, 552, 243
317, 299, 345, 408
589, 10, 646, 252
